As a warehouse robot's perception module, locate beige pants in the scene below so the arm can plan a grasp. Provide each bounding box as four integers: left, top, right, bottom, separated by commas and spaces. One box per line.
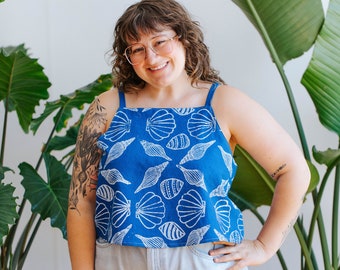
95, 242, 248, 270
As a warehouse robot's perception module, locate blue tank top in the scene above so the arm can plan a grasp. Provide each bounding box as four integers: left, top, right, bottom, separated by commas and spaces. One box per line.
95, 83, 244, 248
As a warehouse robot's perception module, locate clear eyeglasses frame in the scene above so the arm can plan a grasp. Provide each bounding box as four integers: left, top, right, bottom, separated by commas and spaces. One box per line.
124, 35, 179, 65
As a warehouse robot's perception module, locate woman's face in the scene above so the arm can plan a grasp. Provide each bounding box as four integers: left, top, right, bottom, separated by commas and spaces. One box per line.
126, 29, 187, 88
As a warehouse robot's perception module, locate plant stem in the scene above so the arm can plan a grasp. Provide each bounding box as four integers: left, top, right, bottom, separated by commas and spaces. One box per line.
332, 141, 340, 269
294, 222, 315, 270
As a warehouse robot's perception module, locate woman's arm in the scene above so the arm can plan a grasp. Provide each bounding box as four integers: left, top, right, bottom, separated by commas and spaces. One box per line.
67, 96, 108, 270
210, 85, 310, 269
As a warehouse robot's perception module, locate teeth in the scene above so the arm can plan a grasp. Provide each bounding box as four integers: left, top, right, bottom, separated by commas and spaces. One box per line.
150, 62, 167, 70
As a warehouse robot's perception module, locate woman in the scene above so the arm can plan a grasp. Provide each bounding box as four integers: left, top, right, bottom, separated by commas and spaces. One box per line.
67, 0, 310, 269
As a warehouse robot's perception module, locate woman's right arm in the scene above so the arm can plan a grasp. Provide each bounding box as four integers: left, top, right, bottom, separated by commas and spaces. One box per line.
67, 96, 109, 270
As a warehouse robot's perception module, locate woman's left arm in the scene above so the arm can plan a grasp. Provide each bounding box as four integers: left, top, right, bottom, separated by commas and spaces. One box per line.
210, 85, 310, 269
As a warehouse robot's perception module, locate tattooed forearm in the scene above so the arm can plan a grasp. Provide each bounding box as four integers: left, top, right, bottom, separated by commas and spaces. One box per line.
271, 163, 287, 179
68, 98, 107, 212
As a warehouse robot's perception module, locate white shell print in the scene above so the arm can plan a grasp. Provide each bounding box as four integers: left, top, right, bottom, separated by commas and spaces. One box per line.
177, 165, 206, 190
187, 109, 216, 139
209, 179, 230, 198
238, 213, 244, 234
176, 189, 206, 228
146, 109, 176, 141
172, 107, 195, 116
166, 133, 190, 150
135, 161, 169, 193
135, 234, 168, 248
104, 138, 135, 167
97, 184, 115, 202
140, 140, 171, 161
179, 140, 215, 164
101, 168, 131, 185
112, 191, 131, 228
214, 229, 228, 242
160, 178, 184, 200
159, 222, 185, 241
186, 225, 210, 246
218, 145, 234, 177
110, 224, 132, 245
214, 200, 231, 234
95, 203, 110, 235
136, 192, 165, 229
104, 111, 131, 142
229, 230, 242, 244
97, 140, 108, 151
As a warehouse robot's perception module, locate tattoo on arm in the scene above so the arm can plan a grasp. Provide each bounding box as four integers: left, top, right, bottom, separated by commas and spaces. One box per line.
68, 98, 107, 212
271, 163, 287, 179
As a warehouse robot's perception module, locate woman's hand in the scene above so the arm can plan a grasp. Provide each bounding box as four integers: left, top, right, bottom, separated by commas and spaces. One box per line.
209, 239, 271, 270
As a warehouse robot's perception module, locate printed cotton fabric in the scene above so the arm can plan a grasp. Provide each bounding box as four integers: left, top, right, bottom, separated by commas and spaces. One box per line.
95, 83, 244, 248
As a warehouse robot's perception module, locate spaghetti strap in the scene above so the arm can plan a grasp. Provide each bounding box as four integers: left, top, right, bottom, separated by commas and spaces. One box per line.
118, 90, 126, 107
205, 82, 220, 106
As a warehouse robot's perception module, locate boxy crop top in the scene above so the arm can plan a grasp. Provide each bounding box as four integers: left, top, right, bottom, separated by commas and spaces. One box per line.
95, 83, 244, 248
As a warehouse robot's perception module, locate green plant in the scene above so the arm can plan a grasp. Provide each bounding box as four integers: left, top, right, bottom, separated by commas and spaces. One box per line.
229, 0, 340, 269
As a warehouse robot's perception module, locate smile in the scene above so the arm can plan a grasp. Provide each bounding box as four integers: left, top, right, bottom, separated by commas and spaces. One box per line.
149, 62, 168, 71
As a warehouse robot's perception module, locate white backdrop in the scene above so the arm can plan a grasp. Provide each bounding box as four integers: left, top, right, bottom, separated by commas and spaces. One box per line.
0, 0, 337, 269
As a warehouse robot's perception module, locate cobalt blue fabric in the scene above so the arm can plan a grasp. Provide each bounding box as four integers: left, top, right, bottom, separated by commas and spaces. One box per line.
95, 83, 244, 248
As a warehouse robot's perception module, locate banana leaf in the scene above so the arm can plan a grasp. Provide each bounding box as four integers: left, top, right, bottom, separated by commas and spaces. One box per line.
20, 154, 71, 238
30, 73, 112, 134
301, 0, 340, 136
0, 45, 50, 133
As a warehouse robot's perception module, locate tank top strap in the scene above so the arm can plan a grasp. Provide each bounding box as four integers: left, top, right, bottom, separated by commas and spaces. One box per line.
205, 82, 220, 106
118, 90, 126, 107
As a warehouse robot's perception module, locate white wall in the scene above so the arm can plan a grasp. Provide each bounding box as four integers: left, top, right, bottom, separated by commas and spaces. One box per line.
0, 0, 337, 269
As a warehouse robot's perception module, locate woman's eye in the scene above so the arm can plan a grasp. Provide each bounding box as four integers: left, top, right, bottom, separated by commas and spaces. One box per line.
153, 39, 167, 48
131, 46, 145, 54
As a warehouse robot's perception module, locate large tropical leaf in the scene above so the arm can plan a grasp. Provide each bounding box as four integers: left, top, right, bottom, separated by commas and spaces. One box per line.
19, 154, 71, 238
0, 181, 18, 245
30, 73, 112, 134
231, 0, 324, 65
0, 45, 50, 133
301, 0, 340, 135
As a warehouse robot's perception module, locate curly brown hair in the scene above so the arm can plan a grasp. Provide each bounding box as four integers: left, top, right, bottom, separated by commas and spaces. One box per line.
112, 0, 224, 92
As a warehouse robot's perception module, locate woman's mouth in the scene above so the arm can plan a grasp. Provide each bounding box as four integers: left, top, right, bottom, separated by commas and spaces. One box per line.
149, 62, 168, 71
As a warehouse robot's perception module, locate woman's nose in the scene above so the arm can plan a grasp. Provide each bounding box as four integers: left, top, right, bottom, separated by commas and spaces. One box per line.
145, 47, 158, 62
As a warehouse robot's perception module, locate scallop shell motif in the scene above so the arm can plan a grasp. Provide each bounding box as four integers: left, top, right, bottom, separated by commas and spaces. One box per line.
97, 184, 114, 202
218, 146, 235, 178
172, 108, 195, 116
135, 234, 168, 248
112, 191, 131, 228
135, 161, 169, 193
214, 199, 231, 234
110, 224, 132, 245
166, 133, 190, 150
101, 168, 131, 186
159, 221, 185, 241
104, 138, 135, 167
146, 109, 176, 141
187, 109, 216, 139
104, 111, 131, 142
209, 179, 230, 198
160, 178, 184, 200
177, 165, 206, 191
229, 230, 242, 244
95, 203, 110, 236
176, 189, 206, 228
140, 140, 171, 161
179, 140, 215, 164
136, 192, 165, 229
186, 225, 210, 246
238, 213, 244, 235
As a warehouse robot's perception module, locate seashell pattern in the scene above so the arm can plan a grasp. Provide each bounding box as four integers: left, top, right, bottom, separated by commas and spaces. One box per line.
209, 179, 230, 198
177, 189, 206, 228
214, 200, 231, 234
172, 107, 195, 116
186, 225, 210, 246
110, 224, 132, 245
159, 222, 185, 241
97, 184, 114, 202
160, 178, 184, 200
104, 138, 135, 167
146, 109, 176, 141
140, 140, 172, 161
135, 161, 169, 193
179, 140, 215, 164
166, 133, 190, 150
104, 111, 131, 142
177, 165, 206, 190
95, 203, 110, 236
187, 109, 216, 139
97, 140, 108, 151
112, 191, 131, 228
135, 235, 168, 248
100, 168, 131, 186
218, 145, 235, 177
136, 192, 165, 229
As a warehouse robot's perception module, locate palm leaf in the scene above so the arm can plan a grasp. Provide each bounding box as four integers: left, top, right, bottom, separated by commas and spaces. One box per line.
19, 154, 71, 238
30, 73, 112, 134
231, 0, 324, 65
0, 45, 50, 133
301, 0, 340, 135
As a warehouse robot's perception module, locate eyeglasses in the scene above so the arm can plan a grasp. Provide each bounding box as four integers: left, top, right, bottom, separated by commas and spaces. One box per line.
124, 35, 179, 65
